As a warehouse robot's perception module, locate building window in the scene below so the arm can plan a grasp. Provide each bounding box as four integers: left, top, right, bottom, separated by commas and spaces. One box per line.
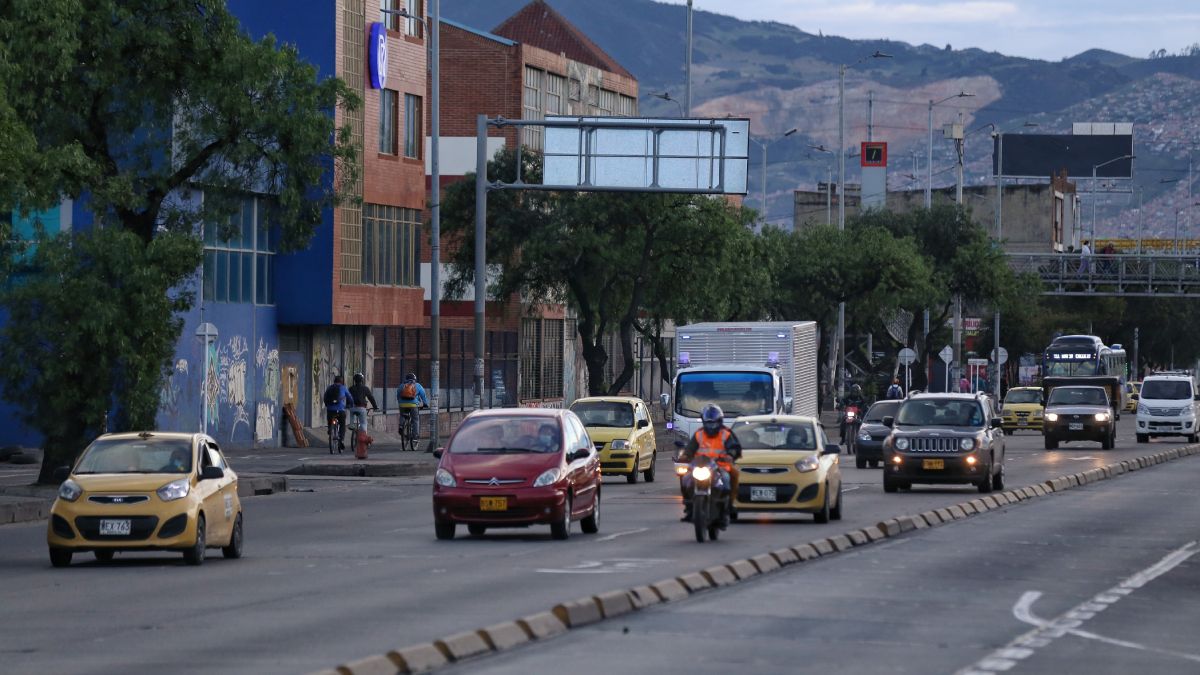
380, 89, 398, 155
597, 89, 616, 116
362, 203, 419, 287
380, 0, 421, 36
202, 196, 276, 305
617, 94, 636, 117
523, 66, 543, 150
403, 93, 422, 159
404, 0, 423, 37
546, 73, 565, 116
519, 317, 564, 401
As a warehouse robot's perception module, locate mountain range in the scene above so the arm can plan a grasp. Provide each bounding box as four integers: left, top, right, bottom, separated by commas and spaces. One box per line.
442, 0, 1200, 236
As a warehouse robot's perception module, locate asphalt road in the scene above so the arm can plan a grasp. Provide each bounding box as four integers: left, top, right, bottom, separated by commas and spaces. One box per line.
459, 439, 1200, 675
0, 423, 1192, 674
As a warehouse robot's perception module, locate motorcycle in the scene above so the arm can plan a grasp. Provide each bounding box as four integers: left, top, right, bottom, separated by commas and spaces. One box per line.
687, 454, 730, 543
840, 405, 862, 455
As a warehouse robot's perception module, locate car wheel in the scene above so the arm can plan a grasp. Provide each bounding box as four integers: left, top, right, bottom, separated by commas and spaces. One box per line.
1136, 433, 1149, 444
184, 514, 206, 566
813, 484, 830, 523
693, 495, 708, 542
855, 456, 866, 469
870, 460, 880, 468
977, 471, 993, 494
883, 476, 899, 493
221, 514, 244, 559
467, 524, 487, 536
551, 495, 572, 540
94, 550, 114, 562
830, 481, 843, 521
1189, 434, 1199, 444
626, 460, 638, 484
1101, 431, 1113, 450
991, 463, 1005, 490
49, 548, 72, 568
581, 490, 600, 534
1044, 436, 1059, 450
643, 450, 656, 482
434, 520, 456, 540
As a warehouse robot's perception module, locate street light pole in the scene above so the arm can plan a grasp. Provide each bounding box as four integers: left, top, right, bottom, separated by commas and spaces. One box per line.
925, 91, 974, 208
749, 136, 768, 220
1090, 153, 1134, 246
685, 0, 693, 116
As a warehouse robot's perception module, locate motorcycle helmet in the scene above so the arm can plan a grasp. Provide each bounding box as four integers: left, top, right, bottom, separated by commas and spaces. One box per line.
850, 384, 862, 397
700, 404, 724, 436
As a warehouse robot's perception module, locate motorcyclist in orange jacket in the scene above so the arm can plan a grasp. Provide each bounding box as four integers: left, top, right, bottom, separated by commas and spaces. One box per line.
678, 404, 741, 523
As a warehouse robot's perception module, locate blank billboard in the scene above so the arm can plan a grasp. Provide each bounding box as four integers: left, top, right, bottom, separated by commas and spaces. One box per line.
993, 133, 1133, 179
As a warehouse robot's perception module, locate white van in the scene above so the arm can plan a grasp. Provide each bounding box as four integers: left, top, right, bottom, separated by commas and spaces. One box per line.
1135, 372, 1199, 444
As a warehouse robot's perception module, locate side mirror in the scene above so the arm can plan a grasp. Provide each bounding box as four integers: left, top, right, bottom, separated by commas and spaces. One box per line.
881, 416, 895, 428
432, 448, 444, 459
824, 444, 841, 455
990, 418, 1003, 429
659, 393, 671, 408
784, 396, 794, 413
637, 419, 650, 429
201, 466, 225, 481
53, 466, 70, 483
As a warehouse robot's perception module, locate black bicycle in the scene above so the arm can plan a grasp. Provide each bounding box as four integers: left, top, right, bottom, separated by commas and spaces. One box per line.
327, 412, 342, 454
348, 409, 375, 452
399, 407, 422, 452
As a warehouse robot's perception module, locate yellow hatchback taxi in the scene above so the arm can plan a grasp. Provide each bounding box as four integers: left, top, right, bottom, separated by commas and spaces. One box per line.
1125, 381, 1141, 413
569, 397, 657, 483
48, 432, 243, 567
1001, 386, 1045, 435
729, 415, 843, 523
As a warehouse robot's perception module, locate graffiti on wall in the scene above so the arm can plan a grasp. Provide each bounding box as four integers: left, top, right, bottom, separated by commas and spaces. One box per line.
159, 359, 189, 416
205, 339, 220, 429
255, 401, 275, 441
255, 339, 280, 444
221, 335, 251, 442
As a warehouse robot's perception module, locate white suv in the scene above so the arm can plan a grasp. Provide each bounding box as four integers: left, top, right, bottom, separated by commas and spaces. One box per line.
1135, 373, 1199, 444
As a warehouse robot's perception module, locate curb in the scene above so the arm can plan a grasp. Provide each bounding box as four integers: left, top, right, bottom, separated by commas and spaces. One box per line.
284, 462, 432, 478
313, 444, 1200, 675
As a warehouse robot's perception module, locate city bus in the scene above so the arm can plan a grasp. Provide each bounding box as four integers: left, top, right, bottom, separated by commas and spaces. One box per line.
1042, 335, 1128, 411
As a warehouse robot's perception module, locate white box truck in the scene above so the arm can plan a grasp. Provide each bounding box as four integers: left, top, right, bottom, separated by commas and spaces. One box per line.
661, 322, 819, 445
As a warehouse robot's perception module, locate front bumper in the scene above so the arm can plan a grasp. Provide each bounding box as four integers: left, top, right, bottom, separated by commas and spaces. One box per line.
1136, 416, 1196, 436
733, 472, 826, 513
599, 448, 637, 473
1002, 415, 1043, 431
433, 486, 567, 526
855, 438, 885, 460
885, 453, 987, 485
47, 499, 199, 550
1044, 420, 1112, 441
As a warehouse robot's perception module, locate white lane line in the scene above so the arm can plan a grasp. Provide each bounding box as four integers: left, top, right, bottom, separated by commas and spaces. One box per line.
957, 541, 1199, 674
596, 528, 649, 542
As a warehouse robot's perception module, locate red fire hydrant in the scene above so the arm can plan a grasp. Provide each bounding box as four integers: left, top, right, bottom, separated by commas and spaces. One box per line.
355, 427, 374, 459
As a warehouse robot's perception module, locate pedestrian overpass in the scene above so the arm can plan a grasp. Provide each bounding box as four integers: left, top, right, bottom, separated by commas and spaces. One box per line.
1008, 253, 1200, 297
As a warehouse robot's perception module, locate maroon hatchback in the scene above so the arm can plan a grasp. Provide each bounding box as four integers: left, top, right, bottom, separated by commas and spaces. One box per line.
432, 409, 601, 540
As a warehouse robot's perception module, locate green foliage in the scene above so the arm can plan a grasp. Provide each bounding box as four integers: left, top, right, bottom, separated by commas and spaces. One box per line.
0, 229, 201, 481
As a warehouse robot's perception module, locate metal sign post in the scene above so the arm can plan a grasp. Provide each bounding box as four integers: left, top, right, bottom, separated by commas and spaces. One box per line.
939, 345, 953, 393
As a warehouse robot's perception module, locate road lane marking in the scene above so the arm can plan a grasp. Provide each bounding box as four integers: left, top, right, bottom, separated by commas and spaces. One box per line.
596, 528, 649, 542
958, 541, 1199, 674
536, 558, 670, 574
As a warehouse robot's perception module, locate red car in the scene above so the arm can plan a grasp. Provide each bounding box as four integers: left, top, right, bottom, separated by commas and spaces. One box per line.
432, 408, 601, 540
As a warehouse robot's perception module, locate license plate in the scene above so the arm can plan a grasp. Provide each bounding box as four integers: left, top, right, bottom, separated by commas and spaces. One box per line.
1069, 423, 1083, 431
922, 459, 945, 470
479, 497, 507, 512
1018, 420, 1028, 426
99, 519, 131, 536
750, 486, 776, 502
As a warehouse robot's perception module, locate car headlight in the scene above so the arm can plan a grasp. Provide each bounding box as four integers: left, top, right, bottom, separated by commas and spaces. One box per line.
533, 468, 564, 487
795, 455, 820, 473
609, 439, 630, 450
894, 438, 910, 451
156, 478, 190, 502
692, 466, 712, 482
435, 468, 457, 487
857, 431, 872, 442
1137, 404, 1148, 415
1094, 412, 1110, 422
58, 478, 82, 503
959, 437, 977, 451
1045, 412, 1059, 422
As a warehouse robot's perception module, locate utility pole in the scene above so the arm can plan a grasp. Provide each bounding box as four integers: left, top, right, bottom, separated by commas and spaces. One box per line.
867, 90, 874, 141
685, 0, 693, 116
952, 111, 965, 387
429, 0, 441, 449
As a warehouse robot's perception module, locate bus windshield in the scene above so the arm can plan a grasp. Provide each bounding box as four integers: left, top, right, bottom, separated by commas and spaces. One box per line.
1044, 351, 1099, 376
676, 371, 773, 418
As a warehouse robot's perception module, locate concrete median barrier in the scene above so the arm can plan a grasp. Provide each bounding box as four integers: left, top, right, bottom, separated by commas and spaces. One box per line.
750, 553, 780, 573
392, 643, 448, 673
728, 559, 760, 579
339, 652, 404, 675
863, 526, 887, 542
552, 597, 603, 628
478, 622, 530, 651
434, 631, 491, 662
516, 611, 568, 641
593, 590, 636, 619
812, 538, 837, 554
650, 578, 689, 602
792, 543, 820, 561
628, 585, 662, 609
847, 530, 869, 546
829, 534, 854, 551
701, 565, 737, 587
678, 572, 712, 593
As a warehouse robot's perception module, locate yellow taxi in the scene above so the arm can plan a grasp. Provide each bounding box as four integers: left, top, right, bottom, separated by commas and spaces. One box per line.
48, 432, 242, 567
568, 397, 657, 483
1001, 386, 1045, 435
729, 415, 843, 523
1124, 381, 1141, 413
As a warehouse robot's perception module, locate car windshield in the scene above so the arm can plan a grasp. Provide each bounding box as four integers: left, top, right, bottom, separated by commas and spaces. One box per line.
896, 399, 985, 427
74, 437, 193, 475
732, 421, 817, 450
864, 401, 900, 423
676, 371, 773, 418
1048, 387, 1108, 406
449, 416, 562, 454
569, 401, 635, 428
1005, 390, 1042, 405
1140, 380, 1193, 400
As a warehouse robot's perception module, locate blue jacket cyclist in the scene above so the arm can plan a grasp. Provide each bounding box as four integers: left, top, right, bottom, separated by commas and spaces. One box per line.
323, 375, 353, 451
397, 372, 429, 441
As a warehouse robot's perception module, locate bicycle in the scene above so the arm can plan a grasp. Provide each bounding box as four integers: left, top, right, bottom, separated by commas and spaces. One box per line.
399, 407, 422, 452
327, 412, 343, 454
347, 409, 376, 454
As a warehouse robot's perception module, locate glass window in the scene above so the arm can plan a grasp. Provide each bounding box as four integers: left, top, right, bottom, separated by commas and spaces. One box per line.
675, 372, 773, 418
1140, 380, 1192, 400
75, 437, 194, 475
203, 250, 216, 302
864, 401, 900, 422
569, 401, 635, 428
404, 94, 422, 158
403, 0, 423, 37
546, 74, 565, 115
1047, 387, 1108, 406
380, 89, 398, 155
215, 250, 229, 301
240, 252, 253, 304
361, 204, 420, 288
732, 421, 817, 450
1004, 389, 1043, 404
448, 415, 563, 454
380, 0, 401, 31
202, 195, 275, 305
896, 399, 985, 427
523, 66, 543, 149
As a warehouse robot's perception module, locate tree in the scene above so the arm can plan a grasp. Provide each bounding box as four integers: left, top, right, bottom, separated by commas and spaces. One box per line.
440, 149, 761, 396
0, 0, 359, 482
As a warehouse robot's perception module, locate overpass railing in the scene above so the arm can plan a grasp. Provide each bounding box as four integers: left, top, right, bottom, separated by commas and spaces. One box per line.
1008, 253, 1200, 297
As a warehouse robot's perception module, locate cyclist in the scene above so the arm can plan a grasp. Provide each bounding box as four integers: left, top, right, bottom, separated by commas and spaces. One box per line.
323, 375, 353, 451
397, 372, 429, 446
348, 372, 378, 435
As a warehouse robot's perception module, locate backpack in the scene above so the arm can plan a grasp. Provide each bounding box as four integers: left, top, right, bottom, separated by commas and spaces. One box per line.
887, 384, 902, 399
323, 385, 341, 406
400, 381, 417, 399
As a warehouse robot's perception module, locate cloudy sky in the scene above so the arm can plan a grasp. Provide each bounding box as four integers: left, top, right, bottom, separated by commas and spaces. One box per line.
661, 0, 1200, 61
